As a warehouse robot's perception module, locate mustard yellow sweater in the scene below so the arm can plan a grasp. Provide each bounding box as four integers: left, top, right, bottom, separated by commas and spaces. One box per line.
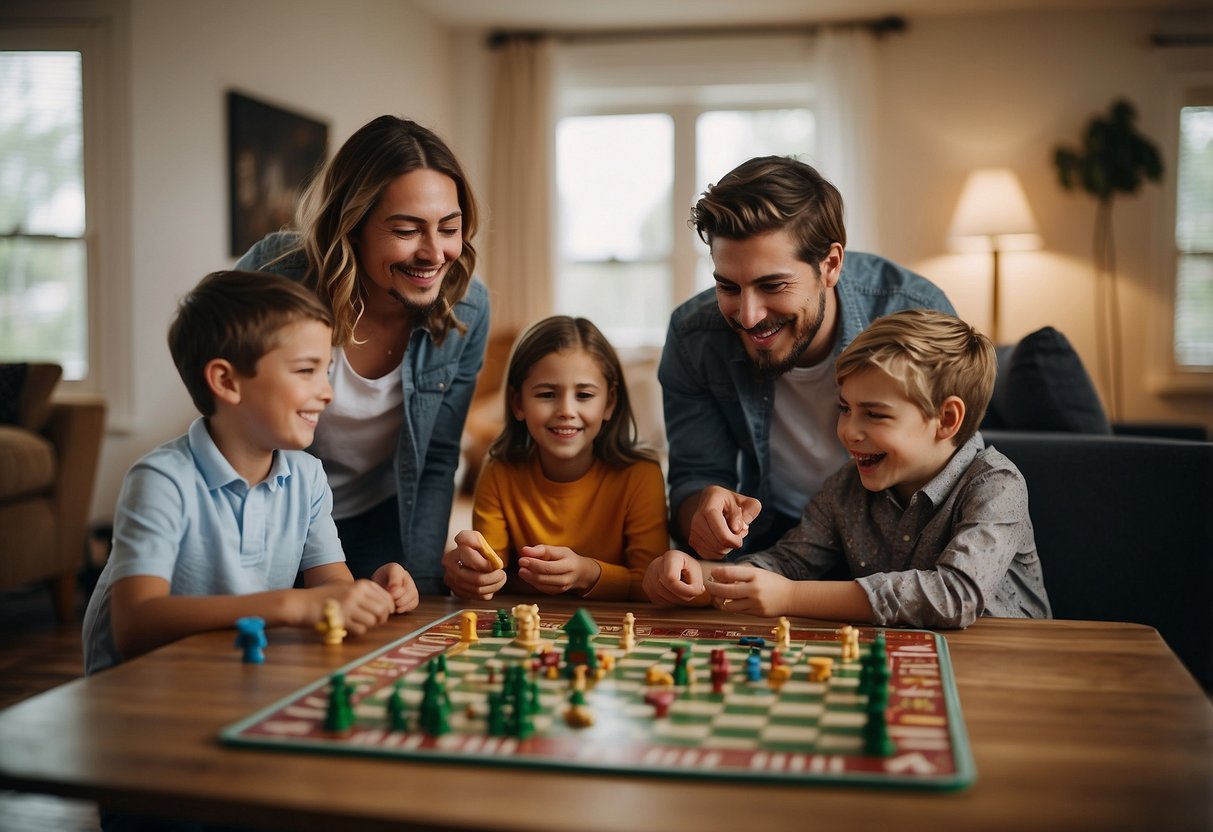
472, 455, 669, 601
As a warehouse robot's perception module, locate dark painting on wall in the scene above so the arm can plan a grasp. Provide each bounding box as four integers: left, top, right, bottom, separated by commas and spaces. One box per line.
227, 91, 328, 257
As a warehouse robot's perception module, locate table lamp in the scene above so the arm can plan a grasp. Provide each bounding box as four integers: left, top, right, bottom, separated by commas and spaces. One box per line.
947, 168, 1041, 343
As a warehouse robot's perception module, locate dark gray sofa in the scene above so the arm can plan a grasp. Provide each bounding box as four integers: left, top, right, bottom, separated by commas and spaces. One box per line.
976, 327, 1212, 686
983, 430, 1213, 687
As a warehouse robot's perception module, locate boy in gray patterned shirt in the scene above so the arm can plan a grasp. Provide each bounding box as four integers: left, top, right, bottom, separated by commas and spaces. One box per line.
643, 309, 1051, 628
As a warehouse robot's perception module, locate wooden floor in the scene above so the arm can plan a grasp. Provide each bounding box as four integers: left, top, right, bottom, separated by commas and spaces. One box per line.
0, 583, 99, 831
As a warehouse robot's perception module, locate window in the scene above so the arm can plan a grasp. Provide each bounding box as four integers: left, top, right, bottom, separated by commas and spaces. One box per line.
0, 51, 88, 378
0, 8, 131, 426
1174, 95, 1213, 368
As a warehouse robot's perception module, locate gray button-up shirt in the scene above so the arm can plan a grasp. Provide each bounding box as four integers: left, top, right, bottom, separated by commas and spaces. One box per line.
736, 433, 1052, 628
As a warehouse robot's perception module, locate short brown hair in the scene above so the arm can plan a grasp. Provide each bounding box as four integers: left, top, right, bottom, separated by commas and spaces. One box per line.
489, 316, 655, 468
835, 309, 995, 447
168, 270, 333, 416
689, 156, 846, 268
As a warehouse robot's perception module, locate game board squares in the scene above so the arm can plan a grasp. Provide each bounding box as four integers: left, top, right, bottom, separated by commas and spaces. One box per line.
759, 724, 820, 745
668, 699, 724, 718
767, 701, 825, 719
816, 734, 864, 753
824, 692, 865, 708
714, 713, 767, 730
820, 711, 867, 729
652, 721, 712, 742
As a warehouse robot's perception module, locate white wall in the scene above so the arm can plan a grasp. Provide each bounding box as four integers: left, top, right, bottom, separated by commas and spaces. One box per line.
876, 9, 1211, 431
92, 0, 458, 520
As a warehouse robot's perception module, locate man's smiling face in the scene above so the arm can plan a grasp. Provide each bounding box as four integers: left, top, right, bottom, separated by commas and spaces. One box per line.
711, 229, 841, 378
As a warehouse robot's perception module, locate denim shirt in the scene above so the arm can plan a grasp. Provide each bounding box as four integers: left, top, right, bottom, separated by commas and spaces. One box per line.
236, 232, 490, 593
658, 251, 955, 555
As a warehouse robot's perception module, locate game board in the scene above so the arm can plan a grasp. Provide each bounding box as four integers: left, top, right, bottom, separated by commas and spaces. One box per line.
220, 609, 975, 789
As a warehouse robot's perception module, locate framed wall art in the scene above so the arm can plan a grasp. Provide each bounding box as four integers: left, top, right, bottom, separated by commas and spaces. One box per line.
227, 91, 328, 257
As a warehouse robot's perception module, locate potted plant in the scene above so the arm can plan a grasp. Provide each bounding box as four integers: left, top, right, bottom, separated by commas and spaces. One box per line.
1054, 98, 1163, 419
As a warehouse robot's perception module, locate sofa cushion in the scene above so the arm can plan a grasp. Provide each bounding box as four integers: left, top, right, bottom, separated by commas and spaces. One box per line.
992, 327, 1112, 434
0, 363, 62, 431
0, 363, 27, 426
0, 425, 56, 501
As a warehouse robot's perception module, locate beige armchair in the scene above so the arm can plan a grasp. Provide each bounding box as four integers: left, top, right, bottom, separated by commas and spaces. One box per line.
0, 363, 106, 622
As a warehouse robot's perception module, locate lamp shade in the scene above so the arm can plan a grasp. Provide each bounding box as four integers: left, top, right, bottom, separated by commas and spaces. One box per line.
948, 168, 1041, 253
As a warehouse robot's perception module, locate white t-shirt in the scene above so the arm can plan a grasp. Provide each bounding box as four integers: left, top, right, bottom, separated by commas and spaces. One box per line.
768, 359, 849, 518
309, 347, 404, 519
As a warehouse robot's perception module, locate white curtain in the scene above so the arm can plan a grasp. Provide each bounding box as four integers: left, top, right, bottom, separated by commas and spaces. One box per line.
812, 28, 880, 253
485, 37, 555, 335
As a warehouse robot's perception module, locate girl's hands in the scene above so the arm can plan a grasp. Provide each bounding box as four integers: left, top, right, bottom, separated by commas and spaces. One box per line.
517, 545, 601, 595
443, 530, 507, 600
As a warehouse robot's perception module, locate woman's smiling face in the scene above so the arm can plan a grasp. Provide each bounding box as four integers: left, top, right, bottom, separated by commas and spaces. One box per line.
355, 168, 463, 314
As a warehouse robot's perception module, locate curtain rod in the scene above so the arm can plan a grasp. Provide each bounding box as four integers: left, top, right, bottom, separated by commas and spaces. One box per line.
487, 14, 907, 50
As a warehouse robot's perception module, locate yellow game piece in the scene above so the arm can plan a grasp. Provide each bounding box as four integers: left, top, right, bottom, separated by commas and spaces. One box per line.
475, 531, 504, 571
767, 664, 792, 691
807, 656, 834, 682
458, 611, 480, 645
315, 599, 347, 646
564, 705, 595, 728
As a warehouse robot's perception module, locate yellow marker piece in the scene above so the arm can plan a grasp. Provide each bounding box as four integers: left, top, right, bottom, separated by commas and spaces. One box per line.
476, 532, 504, 571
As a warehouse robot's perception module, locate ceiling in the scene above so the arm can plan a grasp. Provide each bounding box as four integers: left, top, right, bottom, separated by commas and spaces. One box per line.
411, 0, 1191, 33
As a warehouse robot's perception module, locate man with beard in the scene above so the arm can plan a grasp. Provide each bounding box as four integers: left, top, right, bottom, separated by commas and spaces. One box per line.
660, 156, 954, 561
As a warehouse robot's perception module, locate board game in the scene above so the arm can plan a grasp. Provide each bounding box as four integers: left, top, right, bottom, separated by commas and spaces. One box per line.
220, 608, 975, 789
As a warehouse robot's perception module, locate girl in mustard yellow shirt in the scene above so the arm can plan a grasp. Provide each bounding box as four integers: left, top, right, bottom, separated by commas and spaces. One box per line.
443, 316, 668, 601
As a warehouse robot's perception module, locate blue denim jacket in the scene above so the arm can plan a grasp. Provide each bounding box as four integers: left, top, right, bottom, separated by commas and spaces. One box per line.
658, 251, 955, 555
236, 232, 490, 593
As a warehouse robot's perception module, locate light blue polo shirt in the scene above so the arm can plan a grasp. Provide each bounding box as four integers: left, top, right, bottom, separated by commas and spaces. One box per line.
83, 417, 344, 674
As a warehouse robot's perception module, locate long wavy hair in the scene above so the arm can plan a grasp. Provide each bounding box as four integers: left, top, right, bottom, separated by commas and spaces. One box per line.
488, 316, 656, 469
292, 115, 479, 346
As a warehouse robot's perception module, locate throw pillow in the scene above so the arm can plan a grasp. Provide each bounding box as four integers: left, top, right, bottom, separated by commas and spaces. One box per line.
995, 327, 1112, 434
0, 363, 28, 425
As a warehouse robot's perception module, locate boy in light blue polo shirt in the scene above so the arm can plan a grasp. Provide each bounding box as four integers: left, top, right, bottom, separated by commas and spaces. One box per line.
83, 270, 419, 675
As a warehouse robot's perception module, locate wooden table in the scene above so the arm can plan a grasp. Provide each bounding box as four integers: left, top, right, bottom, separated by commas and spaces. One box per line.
1, 597, 1210, 832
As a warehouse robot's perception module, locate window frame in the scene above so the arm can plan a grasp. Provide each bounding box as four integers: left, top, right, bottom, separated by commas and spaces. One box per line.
1151, 62, 1213, 395
0, 1, 132, 429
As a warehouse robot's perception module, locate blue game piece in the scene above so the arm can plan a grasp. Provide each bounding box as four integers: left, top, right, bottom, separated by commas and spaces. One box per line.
745, 647, 763, 681
738, 636, 766, 648
235, 616, 267, 664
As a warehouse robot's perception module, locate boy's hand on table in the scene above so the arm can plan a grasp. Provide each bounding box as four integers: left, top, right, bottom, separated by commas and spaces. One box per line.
443, 530, 507, 600
516, 545, 600, 595
370, 562, 419, 614
705, 564, 792, 618
310, 580, 395, 635
643, 549, 705, 606
689, 486, 762, 560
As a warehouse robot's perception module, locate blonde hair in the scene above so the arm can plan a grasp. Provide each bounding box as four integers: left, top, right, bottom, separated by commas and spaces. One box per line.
489, 316, 656, 468
835, 309, 995, 447
293, 116, 478, 346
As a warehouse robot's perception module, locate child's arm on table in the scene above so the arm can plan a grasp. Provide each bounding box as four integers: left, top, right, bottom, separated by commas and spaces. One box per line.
705, 565, 874, 621
110, 565, 397, 663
